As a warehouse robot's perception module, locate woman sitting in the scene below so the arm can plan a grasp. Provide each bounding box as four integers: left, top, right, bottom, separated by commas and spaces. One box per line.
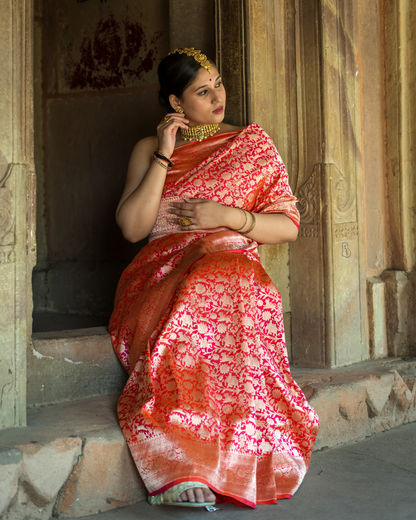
110, 47, 319, 508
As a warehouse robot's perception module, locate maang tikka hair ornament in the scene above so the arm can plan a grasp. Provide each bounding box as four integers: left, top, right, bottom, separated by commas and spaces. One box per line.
168, 47, 211, 73
168, 48, 220, 143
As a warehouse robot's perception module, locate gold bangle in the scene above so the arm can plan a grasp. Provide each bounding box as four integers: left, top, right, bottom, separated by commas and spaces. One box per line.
241, 211, 256, 234
153, 156, 169, 170
231, 208, 247, 232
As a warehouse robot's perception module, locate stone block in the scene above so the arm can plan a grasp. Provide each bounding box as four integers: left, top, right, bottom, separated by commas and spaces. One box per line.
3, 484, 54, 520
33, 327, 116, 365
56, 429, 145, 518
364, 373, 395, 416
366, 277, 387, 358
390, 370, 413, 411
382, 270, 414, 357
0, 452, 22, 516
28, 328, 127, 406
311, 384, 370, 450
19, 437, 82, 504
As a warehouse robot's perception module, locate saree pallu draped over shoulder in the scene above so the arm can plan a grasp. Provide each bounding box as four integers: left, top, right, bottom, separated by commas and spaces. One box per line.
109, 123, 319, 508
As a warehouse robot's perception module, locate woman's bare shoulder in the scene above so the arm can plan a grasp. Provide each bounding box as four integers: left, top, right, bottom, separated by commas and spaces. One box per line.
131, 135, 158, 156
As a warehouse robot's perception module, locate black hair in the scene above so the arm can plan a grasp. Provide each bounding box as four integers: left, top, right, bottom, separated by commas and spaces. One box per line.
158, 52, 216, 111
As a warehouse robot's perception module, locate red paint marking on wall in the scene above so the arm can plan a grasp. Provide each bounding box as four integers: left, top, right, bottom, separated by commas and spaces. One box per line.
94, 14, 123, 70
66, 13, 165, 90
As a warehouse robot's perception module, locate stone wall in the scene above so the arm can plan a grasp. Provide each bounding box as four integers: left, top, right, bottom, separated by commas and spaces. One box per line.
33, 0, 169, 318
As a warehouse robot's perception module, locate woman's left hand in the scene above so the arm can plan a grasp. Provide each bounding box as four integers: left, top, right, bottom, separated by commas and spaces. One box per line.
168, 198, 235, 230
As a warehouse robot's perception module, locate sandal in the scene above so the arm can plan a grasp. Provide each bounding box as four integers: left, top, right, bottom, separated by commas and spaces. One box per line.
148, 481, 216, 507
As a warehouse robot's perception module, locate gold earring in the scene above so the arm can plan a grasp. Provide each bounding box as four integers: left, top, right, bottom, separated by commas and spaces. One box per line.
175, 107, 184, 114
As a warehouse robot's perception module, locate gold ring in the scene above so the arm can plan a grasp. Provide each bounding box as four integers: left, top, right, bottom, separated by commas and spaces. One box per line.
178, 216, 192, 227
162, 116, 171, 124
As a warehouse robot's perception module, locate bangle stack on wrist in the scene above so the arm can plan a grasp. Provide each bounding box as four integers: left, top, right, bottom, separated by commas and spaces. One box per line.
233, 208, 248, 231
153, 149, 174, 170
231, 208, 257, 234
243, 211, 256, 234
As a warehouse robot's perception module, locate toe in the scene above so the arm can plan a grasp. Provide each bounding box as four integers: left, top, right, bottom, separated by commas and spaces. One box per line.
186, 489, 196, 503
204, 488, 216, 502
193, 488, 205, 503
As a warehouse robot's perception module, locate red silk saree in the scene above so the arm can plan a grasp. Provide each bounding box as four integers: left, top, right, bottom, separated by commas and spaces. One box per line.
109, 123, 319, 508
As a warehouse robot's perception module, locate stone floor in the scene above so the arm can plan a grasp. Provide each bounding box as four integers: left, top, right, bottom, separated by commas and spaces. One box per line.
66, 421, 416, 520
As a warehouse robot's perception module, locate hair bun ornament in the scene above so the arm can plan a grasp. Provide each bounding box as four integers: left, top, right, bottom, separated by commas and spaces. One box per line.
168, 48, 211, 73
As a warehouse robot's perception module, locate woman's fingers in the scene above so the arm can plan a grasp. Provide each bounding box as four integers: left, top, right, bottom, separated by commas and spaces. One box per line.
167, 199, 228, 230
183, 197, 209, 203
158, 113, 188, 127
157, 114, 188, 157
167, 204, 195, 213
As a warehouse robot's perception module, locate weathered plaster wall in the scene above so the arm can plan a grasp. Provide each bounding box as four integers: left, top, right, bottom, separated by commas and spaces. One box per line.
34, 0, 169, 317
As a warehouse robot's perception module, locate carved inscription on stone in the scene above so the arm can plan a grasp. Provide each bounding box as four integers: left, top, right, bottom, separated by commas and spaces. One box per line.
0, 250, 15, 264
341, 242, 352, 258
334, 223, 358, 241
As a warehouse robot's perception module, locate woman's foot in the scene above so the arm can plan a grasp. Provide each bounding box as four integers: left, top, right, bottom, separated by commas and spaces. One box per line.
176, 487, 216, 504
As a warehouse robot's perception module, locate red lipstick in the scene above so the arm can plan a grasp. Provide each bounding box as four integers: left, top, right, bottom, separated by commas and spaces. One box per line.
213, 106, 224, 114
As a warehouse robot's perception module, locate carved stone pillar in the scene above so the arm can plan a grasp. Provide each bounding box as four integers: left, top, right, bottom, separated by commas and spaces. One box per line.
0, 0, 36, 428
289, 0, 367, 367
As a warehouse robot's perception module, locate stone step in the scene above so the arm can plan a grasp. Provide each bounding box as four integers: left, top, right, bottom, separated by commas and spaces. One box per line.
0, 358, 415, 520
28, 327, 128, 407
0, 395, 145, 520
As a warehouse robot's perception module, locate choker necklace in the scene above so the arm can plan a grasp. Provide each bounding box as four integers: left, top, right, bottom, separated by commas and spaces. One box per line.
180, 124, 220, 142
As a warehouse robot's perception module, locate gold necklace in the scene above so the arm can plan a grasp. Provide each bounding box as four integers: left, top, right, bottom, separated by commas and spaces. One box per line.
180, 124, 220, 142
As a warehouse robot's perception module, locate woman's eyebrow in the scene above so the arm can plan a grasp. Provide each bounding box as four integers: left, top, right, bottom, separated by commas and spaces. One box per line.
194, 75, 221, 92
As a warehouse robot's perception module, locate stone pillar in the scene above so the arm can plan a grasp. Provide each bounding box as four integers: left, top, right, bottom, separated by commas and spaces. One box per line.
289, 0, 367, 367
384, 0, 416, 273
215, 0, 247, 127
0, 0, 36, 428
378, 0, 416, 358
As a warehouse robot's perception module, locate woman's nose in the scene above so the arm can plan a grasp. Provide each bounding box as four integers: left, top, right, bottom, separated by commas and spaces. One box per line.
212, 91, 223, 103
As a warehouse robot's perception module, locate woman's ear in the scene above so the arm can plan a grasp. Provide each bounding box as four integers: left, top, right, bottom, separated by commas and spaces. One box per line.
169, 94, 180, 111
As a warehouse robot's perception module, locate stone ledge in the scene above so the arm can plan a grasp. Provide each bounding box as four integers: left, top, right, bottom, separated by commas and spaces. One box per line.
28, 328, 128, 407
0, 395, 145, 520
292, 358, 416, 450
0, 359, 415, 519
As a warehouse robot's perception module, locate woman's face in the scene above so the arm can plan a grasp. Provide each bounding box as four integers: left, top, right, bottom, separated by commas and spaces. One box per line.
170, 65, 226, 127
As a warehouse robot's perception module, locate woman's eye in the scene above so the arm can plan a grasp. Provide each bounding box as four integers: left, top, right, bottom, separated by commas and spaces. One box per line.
198, 90, 208, 96
215, 81, 223, 88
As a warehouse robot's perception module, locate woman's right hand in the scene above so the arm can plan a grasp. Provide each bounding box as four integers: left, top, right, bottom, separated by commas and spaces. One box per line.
157, 113, 189, 158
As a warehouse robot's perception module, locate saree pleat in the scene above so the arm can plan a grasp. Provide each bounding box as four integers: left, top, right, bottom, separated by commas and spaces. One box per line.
109, 123, 319, 508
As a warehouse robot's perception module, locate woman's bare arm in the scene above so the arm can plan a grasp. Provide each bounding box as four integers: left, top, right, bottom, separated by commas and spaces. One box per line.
168, 199, 298, 245
116, 113, 189, 243
116, 137, 166, 242
236, 212, 298, 244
